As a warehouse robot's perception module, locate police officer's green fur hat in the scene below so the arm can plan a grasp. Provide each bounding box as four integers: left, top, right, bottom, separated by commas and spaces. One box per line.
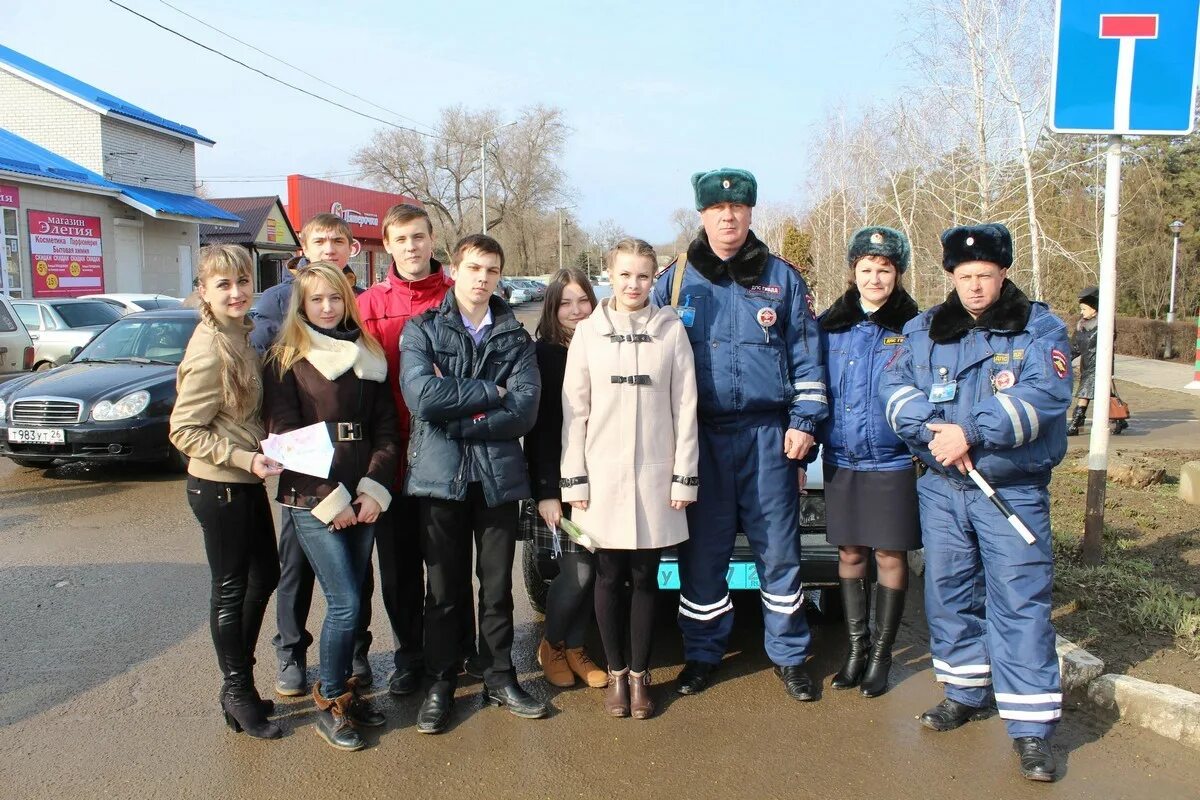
847, 226, 911, 273
941, 222, 1013, 271
692, 168, 757, 211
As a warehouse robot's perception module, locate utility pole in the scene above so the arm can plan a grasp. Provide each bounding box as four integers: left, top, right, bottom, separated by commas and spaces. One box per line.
480, 121, 515, 233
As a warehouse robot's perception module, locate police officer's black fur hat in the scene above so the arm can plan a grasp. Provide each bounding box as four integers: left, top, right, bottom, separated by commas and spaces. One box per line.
941, 223, 1013, 271
847, 226, 911, 273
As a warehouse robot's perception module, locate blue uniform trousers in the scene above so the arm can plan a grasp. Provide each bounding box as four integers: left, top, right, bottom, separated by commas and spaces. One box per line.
918, 471, 1061, 739
678, 417, 811, 666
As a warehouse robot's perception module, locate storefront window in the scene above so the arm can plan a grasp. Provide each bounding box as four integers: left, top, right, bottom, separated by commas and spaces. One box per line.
257, 252, 287, 293
346, 249, 370, 290
2, 208, 21, 297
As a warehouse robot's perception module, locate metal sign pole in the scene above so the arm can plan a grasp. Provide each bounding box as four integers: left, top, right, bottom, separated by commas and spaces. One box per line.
1083, 134, 1124, 565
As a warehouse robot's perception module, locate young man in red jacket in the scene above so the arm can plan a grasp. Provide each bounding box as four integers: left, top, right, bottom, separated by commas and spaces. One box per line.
357, 203, 478, 696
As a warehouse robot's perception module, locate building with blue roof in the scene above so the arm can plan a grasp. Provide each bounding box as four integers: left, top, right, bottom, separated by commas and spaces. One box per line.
0, 45, 238, 299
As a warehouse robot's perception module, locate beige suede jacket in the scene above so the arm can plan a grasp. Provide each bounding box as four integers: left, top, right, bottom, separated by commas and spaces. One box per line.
169, 316, 265, 483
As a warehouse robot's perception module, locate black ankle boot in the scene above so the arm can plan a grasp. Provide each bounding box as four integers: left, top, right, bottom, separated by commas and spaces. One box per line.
312, 682, 365, 751
860, 586, 905, 698
221, 674, 283, 739
1066, 405, 1086, 436
831, 578, 871, 689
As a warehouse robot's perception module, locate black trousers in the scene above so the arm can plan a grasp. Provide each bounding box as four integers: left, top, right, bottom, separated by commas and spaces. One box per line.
272, 505, 373, 662
186, 476, 280, 682
420, 484, 517, 688
374, 496, 478, 670
594, 548, 664, 673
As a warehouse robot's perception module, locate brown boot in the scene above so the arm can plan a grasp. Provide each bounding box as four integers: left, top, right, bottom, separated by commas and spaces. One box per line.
538, 639, 575, 688
312, 682, 364, 751
629, 671, 655, 719
604, 669, 630, 717
565, 646, 609, 688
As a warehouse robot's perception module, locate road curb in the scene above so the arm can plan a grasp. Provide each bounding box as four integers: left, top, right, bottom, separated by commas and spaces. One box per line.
1056, 635, 1200, 751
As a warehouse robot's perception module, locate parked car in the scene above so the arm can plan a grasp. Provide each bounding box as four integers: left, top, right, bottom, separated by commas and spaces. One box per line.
500, 279, 532, 304
12, 298, 123, 370
522, 453, 839, 613
0, 308, 199, 469
512, 279, 546, 301
79, 293, 183, 314
0, 295, 35, 376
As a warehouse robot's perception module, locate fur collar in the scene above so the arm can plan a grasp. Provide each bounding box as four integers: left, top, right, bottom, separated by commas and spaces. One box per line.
304, 324, 387, 383
820, 286, 918, 334
687, 229, 770, 288
929, 279, 1031, 343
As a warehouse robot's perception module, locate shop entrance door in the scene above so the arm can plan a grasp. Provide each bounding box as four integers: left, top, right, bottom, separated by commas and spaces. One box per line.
114, 223, 143, 293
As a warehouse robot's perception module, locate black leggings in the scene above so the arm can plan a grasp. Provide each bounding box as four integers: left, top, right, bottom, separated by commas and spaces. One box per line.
186, 476, 280, 682
593, 548, 663, 673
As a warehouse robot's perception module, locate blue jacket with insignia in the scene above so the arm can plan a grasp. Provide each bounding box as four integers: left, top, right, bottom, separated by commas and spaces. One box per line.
817, 286, 919, 471
878, 280, 1072, 486
651, 230, 827, 432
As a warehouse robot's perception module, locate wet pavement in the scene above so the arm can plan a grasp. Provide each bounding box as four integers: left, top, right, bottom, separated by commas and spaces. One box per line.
1, 299, 1198, 798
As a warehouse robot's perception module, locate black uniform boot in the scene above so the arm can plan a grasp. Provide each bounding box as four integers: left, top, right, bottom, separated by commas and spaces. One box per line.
831, 578, 871, 689
1066, 405, 1087, 436
859, 586, 905, 698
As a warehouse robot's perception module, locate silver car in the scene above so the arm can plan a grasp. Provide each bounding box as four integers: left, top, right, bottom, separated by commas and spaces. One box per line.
0, 295, 35, 375
12, 299, 123, 370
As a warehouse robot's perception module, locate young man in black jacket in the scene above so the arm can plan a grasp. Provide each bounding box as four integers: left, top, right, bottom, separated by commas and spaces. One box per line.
400, 234, 543, 734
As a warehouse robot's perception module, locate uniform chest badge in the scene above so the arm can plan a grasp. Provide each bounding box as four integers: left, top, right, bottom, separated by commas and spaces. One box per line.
991, 369, 1016, 391
756, 307, 777, 328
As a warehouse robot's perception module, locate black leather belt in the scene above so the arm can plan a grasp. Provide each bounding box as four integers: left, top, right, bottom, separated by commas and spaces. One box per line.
327, 421, 363, 442
279, 491, 323, 507
611, 374, 652, 385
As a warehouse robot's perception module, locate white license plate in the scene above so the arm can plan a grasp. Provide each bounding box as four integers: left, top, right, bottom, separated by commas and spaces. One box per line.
7, 427, 65, 444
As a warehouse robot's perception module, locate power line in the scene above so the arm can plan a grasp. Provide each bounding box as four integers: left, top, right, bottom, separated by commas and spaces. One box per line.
105, 0, 444, 139
151, 0, 438, 134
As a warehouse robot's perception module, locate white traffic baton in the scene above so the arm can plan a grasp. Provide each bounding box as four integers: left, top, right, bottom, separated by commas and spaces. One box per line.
967, 469, 1036, 545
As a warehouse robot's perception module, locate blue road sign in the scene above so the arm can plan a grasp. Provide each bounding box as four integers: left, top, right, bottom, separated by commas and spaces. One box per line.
1051, 0, 1200, 135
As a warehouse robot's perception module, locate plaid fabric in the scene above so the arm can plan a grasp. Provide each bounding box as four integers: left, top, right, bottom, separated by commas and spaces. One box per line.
519, 499, 585, 554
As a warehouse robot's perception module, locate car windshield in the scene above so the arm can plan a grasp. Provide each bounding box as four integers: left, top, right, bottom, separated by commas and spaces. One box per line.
53, 302, 123, 328
75, 317, 198, 364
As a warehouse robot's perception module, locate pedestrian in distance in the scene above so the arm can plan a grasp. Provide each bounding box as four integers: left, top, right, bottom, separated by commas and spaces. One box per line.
651, 168, 828, 702
1067, 285, 1128, 436
880, 223, 1071, 782
258, 214, 377, 698
401, 234, 544, 734
169, 244, 284, 740
816, 226, 921, 698
560, 241, 699, 719
522, 267, 608, 691
261, 261, 398, 751
357, 203, 481, 698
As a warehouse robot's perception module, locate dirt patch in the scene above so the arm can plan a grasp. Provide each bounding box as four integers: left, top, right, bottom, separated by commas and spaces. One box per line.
1050, 450, 1200, 694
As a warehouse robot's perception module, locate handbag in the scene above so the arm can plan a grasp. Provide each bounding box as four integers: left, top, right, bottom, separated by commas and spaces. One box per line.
1109, 382, 1130, 420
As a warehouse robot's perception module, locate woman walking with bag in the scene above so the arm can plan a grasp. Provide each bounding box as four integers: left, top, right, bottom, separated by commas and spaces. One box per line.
1068, 286, 1128, 435
523, 268, 607, 690
817, 227, 921, 698
170, 244, 284, 739
561, 239, 699, 719
262, 261, 399, 751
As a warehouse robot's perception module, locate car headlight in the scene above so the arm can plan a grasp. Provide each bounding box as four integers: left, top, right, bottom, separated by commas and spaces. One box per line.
92, 390, 150, 421
798, 493, 825, 528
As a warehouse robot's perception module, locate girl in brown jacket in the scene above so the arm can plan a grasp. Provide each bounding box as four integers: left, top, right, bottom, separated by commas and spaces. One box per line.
262, 261, 398, 752
561, 239, 699, 719
169, 244, 284, 740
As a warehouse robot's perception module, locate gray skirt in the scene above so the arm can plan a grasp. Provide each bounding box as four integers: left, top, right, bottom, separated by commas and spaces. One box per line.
823, 463, 921, 551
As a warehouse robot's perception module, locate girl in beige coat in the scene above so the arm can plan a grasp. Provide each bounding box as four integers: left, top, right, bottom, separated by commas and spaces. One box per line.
561, 238, 699, 719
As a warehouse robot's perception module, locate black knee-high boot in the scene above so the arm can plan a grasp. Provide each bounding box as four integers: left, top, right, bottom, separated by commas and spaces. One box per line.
860, 586, 905, 698
831, 578, 871, 689
1066, 404, 1087, 436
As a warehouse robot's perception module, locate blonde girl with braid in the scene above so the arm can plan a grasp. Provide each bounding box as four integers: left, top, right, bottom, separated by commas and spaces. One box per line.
170, 244, 285, 740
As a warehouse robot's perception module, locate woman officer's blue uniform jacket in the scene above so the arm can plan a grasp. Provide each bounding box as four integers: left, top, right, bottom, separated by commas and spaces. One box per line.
879, 279, 1071, 741
817, 285, 919, 471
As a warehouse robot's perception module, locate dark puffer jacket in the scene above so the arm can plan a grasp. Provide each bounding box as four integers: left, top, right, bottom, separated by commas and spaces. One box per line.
400, 292, 540, 507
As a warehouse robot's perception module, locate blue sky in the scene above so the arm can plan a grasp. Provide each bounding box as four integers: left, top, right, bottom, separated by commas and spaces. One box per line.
2, 0, 915, 241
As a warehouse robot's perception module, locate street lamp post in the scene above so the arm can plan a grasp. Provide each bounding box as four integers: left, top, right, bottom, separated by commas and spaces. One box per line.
1166, 219, 1184, 358
557, 206, 575, 270
480, 121, 516, 234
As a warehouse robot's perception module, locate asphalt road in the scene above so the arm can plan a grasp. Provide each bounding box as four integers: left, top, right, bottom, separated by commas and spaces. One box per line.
1, 300, 1198, 798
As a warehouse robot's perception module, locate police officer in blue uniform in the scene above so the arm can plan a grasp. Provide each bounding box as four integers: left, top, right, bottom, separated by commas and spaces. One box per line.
879, 223, 1070, 782
652, 169, 828, 701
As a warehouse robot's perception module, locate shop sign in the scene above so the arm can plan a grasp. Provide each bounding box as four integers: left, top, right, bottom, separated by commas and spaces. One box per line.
28, 210, 104, 297
286, 175, 419, 241
266, 217, 277, 243
0, 185, 19, 207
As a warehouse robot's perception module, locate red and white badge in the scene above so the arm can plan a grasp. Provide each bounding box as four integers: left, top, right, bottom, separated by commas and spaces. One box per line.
992, 369, 1016, 391
756, 307, 777, 327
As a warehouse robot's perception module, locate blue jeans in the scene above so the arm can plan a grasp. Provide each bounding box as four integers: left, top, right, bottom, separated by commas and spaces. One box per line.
287, 507, 376, 696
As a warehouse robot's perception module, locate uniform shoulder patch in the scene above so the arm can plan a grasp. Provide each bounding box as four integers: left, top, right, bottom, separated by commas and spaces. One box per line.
1050, 348, 1069, 379
805, 291, 817, 320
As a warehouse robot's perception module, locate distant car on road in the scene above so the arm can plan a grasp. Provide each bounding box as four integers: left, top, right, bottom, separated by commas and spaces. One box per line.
0, 295, 35, 376
512, 279, 546, 301
80, 293, 183, 315
13, 298, 123, 370
0, 308, 199, 469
